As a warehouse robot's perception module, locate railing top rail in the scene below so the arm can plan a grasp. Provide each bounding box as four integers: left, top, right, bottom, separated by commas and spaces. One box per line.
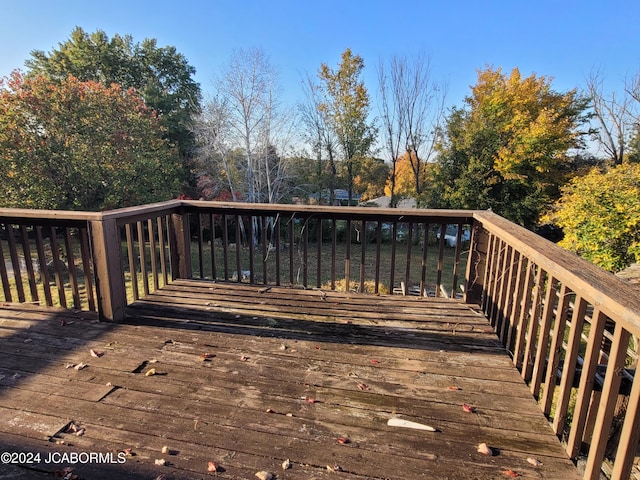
180, 200, 477, 223
474, 210, 640, 336
0, 200, 477, 225
0, 208, 102, 223
100, 200, 183, 225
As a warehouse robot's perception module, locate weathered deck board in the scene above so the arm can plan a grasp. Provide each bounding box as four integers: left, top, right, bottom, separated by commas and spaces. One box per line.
0, 281, 580, 479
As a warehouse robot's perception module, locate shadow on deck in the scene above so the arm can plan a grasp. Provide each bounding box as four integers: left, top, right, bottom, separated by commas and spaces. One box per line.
0, 281, 580, 479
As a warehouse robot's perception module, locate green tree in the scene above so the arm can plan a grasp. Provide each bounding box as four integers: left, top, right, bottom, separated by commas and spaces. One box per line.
26, 27, 201, 187
628, 127, 640, 163
548, 163, 640, 272
435, 67, 589, 228
318, 49, 377, 204
0, 71, 181, 210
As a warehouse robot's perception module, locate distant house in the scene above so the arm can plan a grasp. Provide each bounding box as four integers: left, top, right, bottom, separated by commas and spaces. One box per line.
360, 195, 417, 209
309, 189, 361, 206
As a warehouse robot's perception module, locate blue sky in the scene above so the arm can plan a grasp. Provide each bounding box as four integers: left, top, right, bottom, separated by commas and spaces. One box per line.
2, 0, 639, 112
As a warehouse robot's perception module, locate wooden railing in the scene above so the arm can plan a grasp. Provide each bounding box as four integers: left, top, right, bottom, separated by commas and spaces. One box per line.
1, 200, 640, 479
470, 211, 640, 480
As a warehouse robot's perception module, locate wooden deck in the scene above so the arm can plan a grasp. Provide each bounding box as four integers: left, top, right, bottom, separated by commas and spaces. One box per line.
0, 280, 580, 479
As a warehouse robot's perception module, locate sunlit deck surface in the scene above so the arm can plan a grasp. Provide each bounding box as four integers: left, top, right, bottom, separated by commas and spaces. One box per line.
0, 280, 580, 480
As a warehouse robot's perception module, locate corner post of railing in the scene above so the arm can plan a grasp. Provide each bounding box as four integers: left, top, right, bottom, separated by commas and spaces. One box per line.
89, 216, 127, 322
169, 206, 192, 280
464, 215, 489, 305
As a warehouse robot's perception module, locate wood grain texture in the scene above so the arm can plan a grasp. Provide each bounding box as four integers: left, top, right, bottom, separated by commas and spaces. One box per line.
0, 282, 580, 479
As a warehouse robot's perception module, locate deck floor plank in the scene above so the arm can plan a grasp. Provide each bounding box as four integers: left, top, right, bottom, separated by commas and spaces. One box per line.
0, 281, 581, 479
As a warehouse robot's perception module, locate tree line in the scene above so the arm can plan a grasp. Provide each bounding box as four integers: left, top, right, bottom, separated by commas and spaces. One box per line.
1, 27, 639, 272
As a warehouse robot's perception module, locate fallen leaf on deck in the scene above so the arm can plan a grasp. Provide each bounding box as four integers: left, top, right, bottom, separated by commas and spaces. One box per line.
327, 464, 343, 472
305, 396, 316, 404
199, 353, 215, 361
447, 386, 462, 391
90, 349, 103, 358
118, 448, 134, 456
462, 403, 476, 413
255, 471, 273, 480
259, 287, 272, 294
282, 458, 291, 470
65, 422, 82, 434
145, 368, 157, 377
527, 457, 543, 466
240, 355, 249, 361
56, 467, 77, 480
23, 338, 32, 343
357, 383, 369, 391
75, 428, 85, 437
337, 437, 350, 444
370, 359, 380, 365
161, 446, 169, 454
74, 363, 87, 371
503, 469, 520, 477
207, 461, 220, 472
65, 363, 75, 369
265, 408, 275, 413
154, 459, 167, 466
59, 319, 67, 326
477, 443, 493, 456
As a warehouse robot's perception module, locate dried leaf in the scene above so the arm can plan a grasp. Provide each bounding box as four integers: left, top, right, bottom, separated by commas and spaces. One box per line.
357, 383, 369, 391
90, 349, 103, 358
65, 422, 81, 433
145, 368, 156, 377
447, 385, 462, 391
282, 458, 291, 470
327, 464, 343, 472
118, 448, 134, 456
337, 437, 350, 444
240, 355, 249, 362
265, 408, 275, 413
207, 461, 220, 472
75, 428, 85, 436
477, 443, 493, 456
503, 470, 521, 477
255, 471, 273, 480
370, 359, 380, 365
65, 363, 75, 369
161, 446, 169, 454
74, 362, 87, 371
462, 403, 476, 413
305, 396, 316, 404
200, 353, 215, 359
527, 457, 543, 466
154, 459, 167, 466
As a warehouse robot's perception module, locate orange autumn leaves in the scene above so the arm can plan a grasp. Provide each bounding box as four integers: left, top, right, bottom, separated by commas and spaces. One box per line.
0, 71, 181, 210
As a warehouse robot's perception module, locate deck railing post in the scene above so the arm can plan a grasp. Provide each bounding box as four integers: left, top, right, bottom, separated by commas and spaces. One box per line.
464, 219, 489, 304
89, 217, 126, 322
169, 210, 192, 280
